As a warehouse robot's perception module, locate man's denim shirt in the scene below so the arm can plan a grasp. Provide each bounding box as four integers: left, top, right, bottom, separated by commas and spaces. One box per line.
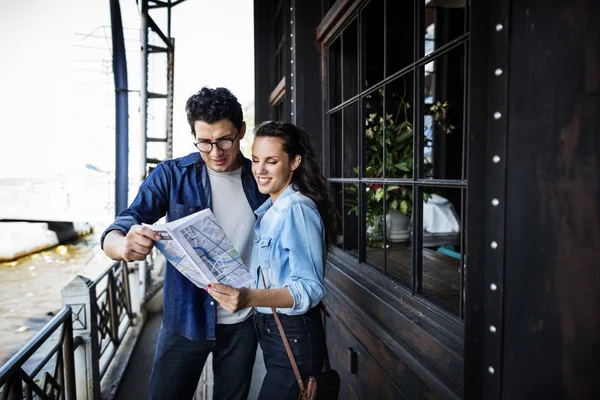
252, 185, 326, 315
100, 152, 267, 341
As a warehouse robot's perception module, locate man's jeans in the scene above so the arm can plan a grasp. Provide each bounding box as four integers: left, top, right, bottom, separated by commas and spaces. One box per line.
253, 307, 326, 400
148, 317, 257, 400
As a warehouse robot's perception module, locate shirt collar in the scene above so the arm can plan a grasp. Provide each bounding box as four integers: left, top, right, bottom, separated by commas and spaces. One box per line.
177, 151, 251, 172
254, 184, 298, 217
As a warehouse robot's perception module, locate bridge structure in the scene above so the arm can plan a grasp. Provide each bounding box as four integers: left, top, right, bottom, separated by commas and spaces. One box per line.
0, 1, 221, 399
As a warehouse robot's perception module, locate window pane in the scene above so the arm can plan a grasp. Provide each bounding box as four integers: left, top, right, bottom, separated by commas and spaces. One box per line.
363, 92, 383, 180
385, 192, 413, 287
342, 183, 360, 258
331, 182, 344, 250
343, 102, 359, 178
423, 44, 465, 180
385, 74, 415, 180
273, 0, 285, 86
342, 19, 359, 101
423, 0, 466, 57
329, 110, 343, 178
329, 35, 342, 108
420, 185, 464, 315
272, 97, 286, 122
387, 0, 415, 76
364, 183, 385, 272
362, 0, 384, 90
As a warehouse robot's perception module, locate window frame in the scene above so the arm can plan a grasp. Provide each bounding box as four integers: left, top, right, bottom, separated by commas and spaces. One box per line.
320, 0, 471, 323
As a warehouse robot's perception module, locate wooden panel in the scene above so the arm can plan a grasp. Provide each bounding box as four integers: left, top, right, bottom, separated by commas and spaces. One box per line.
501, 0, 600, 399
324, 256, 464, 399
325, 302, 409, 399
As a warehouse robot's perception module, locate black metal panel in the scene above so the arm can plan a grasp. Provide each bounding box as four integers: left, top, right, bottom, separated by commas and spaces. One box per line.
482, 0, 510, 399
463, 0, 491, 397
501, 0, 600, 399
254, 0, 273, 124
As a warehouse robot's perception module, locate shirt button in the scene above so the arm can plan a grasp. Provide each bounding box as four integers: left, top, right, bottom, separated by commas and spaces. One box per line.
210, 301, 214, 306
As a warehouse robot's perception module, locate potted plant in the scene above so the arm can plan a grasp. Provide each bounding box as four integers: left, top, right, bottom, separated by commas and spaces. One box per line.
345, 87, 454, 246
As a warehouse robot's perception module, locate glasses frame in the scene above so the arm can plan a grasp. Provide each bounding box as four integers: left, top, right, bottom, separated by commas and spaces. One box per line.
193, 131, 240, 153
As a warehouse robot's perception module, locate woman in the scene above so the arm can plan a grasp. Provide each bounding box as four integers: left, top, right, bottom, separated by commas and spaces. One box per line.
206, 121, 339, 399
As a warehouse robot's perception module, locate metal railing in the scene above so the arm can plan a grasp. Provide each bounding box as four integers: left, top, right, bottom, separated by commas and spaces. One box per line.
0, 307, 77, 400
0, 256, 165, 400
92, 262, 134, 379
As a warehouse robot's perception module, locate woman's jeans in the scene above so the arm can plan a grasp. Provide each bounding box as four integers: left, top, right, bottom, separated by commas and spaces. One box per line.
254, 307, 326, 400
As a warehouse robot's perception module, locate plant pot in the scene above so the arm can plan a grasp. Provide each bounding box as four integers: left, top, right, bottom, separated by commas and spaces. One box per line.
386, 209, 411, 243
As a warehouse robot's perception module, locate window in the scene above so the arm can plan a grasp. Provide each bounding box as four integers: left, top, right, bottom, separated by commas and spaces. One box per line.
325, 0, 469, 317
270, 0, 287, 120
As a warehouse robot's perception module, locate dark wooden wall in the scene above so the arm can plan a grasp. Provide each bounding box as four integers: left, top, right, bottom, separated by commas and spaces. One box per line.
501, 0, 600, 398
466, 0, 600, 399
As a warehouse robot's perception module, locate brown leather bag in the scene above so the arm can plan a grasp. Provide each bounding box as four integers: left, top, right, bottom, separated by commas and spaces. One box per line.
262, 275, 340, 399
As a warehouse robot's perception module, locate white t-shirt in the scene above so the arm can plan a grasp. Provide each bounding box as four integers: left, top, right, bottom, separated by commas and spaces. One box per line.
207, 167, 257, 325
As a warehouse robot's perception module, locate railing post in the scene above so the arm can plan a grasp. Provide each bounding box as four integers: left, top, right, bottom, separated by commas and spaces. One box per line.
107, 270, 121, 346
61, 276, 100, 400
120, 261, 134, 319
6, 372, 22, 400
63, 313, 77, 400
128, 262, 141, 315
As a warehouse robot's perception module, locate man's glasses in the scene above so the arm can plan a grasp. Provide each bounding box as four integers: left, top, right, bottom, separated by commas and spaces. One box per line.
194, 131, 239, 153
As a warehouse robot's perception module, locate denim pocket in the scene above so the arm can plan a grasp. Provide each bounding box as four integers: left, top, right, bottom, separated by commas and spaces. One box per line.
263, 317, 314, 365
256, 237, 272, 271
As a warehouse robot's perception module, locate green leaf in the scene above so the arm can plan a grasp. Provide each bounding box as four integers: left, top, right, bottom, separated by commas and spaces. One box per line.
400, 200, 409, 215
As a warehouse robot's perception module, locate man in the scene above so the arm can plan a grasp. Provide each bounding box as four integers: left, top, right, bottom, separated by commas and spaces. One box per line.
101, 87, 267, 399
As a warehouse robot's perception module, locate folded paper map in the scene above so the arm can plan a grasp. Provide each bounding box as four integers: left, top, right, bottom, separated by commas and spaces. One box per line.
143, 209, 253, 289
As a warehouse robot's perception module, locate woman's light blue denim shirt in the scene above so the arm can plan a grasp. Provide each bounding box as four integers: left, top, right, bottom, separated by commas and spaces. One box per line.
252, 184, 326, 315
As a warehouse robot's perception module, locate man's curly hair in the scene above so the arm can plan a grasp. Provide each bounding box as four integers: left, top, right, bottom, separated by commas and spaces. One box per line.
185, 87, 243, 134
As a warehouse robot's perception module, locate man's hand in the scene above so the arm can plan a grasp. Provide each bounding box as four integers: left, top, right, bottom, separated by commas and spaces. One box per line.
206, 284, 252, 313
104, 226, 161, 262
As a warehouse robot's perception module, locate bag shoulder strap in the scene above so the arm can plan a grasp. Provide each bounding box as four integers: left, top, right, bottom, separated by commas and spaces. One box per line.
261, 273, 306, 394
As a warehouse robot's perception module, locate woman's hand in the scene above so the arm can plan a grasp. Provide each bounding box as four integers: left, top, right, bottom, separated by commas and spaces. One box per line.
206, 283, 252, 313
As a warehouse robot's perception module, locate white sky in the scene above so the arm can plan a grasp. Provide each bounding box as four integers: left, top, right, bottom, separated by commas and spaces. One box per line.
0, 0, 255, 179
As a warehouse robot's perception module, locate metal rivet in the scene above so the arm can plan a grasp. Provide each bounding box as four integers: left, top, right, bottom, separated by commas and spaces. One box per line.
290, 33, 293, 37
489, 325, 497, 333
210, 301, 214, 305
291, 112, 294, 116
491, 241, 498, 249
490, 283, 497, 291
290, 7, 293, 11
495, 68, 503, 76
494, 112, 502, 120
291, 73, 293, 77
496, 24, 503, 31
291, 99, 294, 103
294, 339, 297, 342
493, 155, 500, 163
291, 60, 294, 64
488, 366, 495, 374
291, 86, 294, 90
290, 47, 293, 51
492, 198, 499, 206
290, 20, 293, 24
